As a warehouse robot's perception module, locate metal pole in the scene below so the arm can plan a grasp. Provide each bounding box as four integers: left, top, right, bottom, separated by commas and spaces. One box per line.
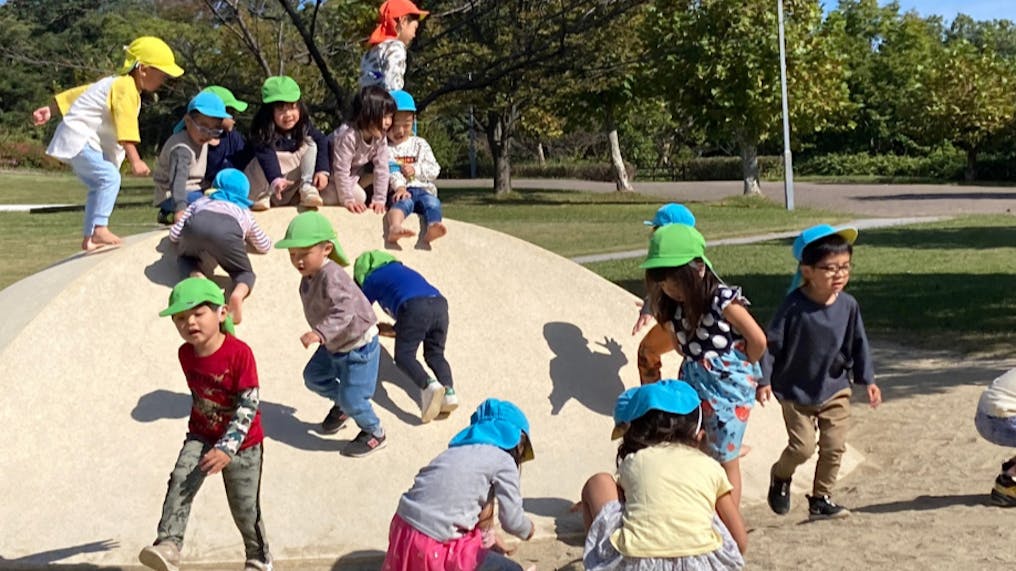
777, 0, 795, 210
468, 72, 477, 179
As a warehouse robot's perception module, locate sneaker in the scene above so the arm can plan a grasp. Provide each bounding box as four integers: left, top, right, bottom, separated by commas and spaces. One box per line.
250, 196, 271, 212
138, 542, 180, 571
342, 430, 387, 457
420, 379, 444, 423
990, 473, 1016, 507
244, 558, 273, 571
767, 474, 792, 515
299, 184, 324, 208
441, 387, 459, 414
320, 406, 349, 434
156, 210, 176, 226
807, 494, 850, 519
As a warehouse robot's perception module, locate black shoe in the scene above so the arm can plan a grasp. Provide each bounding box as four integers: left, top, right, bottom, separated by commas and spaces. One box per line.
342, 430, 387, 458
767, 474, 792, 515
156, 209, 176, 226
990, 473, 1016, 507
807, 495, 850, 519
320, 406, 349, 434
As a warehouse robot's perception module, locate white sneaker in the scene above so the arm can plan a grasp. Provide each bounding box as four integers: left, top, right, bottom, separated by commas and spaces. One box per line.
420, 380, 444, 423
244, 559, 273, 571
299, 184, 324, 207
441, 387, 459, 414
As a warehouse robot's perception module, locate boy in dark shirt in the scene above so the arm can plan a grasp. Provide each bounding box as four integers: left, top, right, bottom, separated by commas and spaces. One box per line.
759, 225, 882, 520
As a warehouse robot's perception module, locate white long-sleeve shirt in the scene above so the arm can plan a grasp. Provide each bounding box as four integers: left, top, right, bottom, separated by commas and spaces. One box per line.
388, 135, 440, 196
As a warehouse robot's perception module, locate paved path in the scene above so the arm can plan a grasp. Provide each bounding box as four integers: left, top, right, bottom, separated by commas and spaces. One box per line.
444, 178, 1016, 217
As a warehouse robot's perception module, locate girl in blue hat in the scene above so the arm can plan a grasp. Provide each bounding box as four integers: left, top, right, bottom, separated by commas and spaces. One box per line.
579, 381, 746, 570
382, 399, 536, 571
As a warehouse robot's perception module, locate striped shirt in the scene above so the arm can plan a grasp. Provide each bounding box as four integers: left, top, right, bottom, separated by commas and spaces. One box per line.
169, 197, 272, 253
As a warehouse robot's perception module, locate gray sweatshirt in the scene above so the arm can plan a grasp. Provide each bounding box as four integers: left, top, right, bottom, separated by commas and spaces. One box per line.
299, 260, 378, 353
396, 444, 534, 542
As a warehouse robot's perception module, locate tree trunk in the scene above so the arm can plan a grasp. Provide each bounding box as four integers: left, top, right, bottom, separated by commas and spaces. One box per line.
605, 103, 634, 192
965, 147, 978, 182
738, 136, 762, 195
536, 142, 546, 167
486, 107, 518, 195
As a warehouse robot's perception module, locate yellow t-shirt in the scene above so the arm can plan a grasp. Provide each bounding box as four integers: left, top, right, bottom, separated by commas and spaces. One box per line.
610, 444, 732, 558
979, 368, 1016, 418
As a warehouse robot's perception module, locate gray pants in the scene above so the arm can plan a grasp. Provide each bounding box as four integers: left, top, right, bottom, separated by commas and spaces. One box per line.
156, 438, 270, 562
176, 210, 256, 289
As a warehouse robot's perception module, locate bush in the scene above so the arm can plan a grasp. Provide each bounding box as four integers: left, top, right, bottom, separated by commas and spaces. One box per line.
638, 156, 784, 181
794, 150, 966, 180
0, 138, 65, 171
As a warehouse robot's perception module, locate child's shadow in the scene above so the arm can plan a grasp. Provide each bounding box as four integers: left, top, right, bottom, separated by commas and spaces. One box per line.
544, 322, 627, 416
373, 345, 424, 426
131, 389, 345, 451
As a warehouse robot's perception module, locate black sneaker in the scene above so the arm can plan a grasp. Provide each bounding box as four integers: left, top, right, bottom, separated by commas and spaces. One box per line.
767, 474, 792, 515
320, 406, 349, 434
990, 473, 1016, 507
157, 209, 176, 226
807, 495, 850, 519
342, 430, 387, 458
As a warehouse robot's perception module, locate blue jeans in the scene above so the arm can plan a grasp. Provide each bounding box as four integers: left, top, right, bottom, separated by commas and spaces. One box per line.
390, 188, 443, 225
68, 145, 121, 237
158, 190, 206, 214
303, 336, 381, 434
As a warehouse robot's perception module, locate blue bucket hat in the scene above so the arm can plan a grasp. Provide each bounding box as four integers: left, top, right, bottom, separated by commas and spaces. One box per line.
449, 399, 535, 462
644, 203, 696, 228
611, 380, 702, 439
187, 91, 232, 119
789, 224, 858, 290
208, 168, 253, 209
389, 90, 417, 113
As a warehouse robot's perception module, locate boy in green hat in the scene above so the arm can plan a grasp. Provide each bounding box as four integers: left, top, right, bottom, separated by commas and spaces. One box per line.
140, 277, 271, 571
276, 212, 387, 457
354, 250, 457, 423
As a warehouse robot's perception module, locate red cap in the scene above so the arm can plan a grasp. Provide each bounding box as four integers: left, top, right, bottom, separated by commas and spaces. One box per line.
367, 0, 429, 45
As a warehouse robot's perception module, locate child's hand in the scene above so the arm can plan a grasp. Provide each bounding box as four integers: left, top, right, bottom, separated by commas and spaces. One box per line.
370, 201, 386, 214
631, 312, 653, 335
400, 164, 416, 179
131, 159, 151, 177
174, 210, 186, 223
271, 177, 289, 200
378, 323, 397, 338
867, 384, 882, 408
392, 187, 411, 202
313, 172, 329, 190
199, 448, 231, 474
344, 200, 367, 214
756, 385, 772, 406
301, 331, 322, 348
32, 106, 52, 126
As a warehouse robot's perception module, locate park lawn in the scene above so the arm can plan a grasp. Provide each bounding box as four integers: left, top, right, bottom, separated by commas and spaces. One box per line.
587, 215, 1016, 356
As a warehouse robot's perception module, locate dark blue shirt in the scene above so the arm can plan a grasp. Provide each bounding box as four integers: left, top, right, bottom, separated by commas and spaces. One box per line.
205, 129, 250, 183
360, 262, 442, 318
761, 289, 874, 406
252, 122, 330, 183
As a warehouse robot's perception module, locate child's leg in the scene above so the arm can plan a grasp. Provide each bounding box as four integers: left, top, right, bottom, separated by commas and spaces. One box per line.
721, 457, 743, 507
580, 473, 621, 532
385, 196, 416, 243
221, 443, 271, 565
206, 223, 255, 325
636, 323, 672, 384
415, 191, 447, 243
421, 297, 453, 389
392, 300, 434, 390
334, 336, 383, 435
302, 345, 342, 404
243, 160, 272, 211
69, 146, 122, 249
772, 399, 818, 484
155, 438, 210, 548
813, 389, 851, 497
296, 139, 323, 207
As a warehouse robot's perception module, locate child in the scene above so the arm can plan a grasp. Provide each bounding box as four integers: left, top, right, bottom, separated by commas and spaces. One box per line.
632, 203, 698, 384
642, 224, 767, 507
200, 86, 251, 183
359, 0, 428, 91
32, 36, 183, 252
153, 92, 232, 225
384, 90, 446, 246
975, 368, 1016, 506
246, 76, 330, 210
354, 250, 457, 423
328, 86, 395, 214
139, 277, 271, 571
382, 398, 536, 571
169, 168, 272, 325
759, 224, 881, 519
275, 211, 387, 457
579, 380, 746, 570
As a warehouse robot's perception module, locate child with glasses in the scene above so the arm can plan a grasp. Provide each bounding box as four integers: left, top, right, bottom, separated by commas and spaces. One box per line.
153, 92, 232, 225
759, 224, 882, 520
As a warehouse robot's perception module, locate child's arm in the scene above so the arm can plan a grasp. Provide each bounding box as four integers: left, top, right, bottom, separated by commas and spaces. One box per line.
331, 128, 366, 213
850, 307, 882, 408
369, 143, 391, 213
757, 300, 790, 406
244, 215, 273, 254
637, 323, 674, 385
723, 303, 767, 363
492, 464, 536, 541
109, 76, 148, 175
168, 200, 201, 243
715, 491, 747, 554
201, 385, 259, 474
414, 138, 441, 183
308, 123, 331, 190
122, 142, 150, 176
33, 83, 91, 125
306, 270, 365, 349
166, 145, 195, 215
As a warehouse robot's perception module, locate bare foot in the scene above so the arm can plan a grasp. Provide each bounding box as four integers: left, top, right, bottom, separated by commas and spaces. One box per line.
229, 284, 250, 325
387, 225, 415, 244
424, 222, 447, 243
91, 226, 122, 246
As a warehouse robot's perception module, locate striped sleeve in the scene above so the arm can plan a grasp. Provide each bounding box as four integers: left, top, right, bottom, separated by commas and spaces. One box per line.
168, 200, 201, 242
244, 212, 272, 253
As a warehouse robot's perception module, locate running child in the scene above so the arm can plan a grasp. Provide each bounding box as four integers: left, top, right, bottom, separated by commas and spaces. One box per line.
328, 86, 395, 214
975, 368, 1016, 507
276, 211, 387, 457
354, 250, 457, 423
32, 36, 184, 252
360, 0, 428, 91
384, 90, 446, 246
382, 398, 536, 571
169, 168, 272, 325
642, 224, 767, 507
139, 277, 270, 571
760, 224, 881, 519
245, 76, 330, 210
579, 380, 746, 570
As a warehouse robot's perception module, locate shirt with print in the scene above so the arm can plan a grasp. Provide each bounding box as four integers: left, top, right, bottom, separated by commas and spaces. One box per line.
388, 135, 441, 196
47, 75, 141, 166
669, 285, 752, 363
359, 39, 407, 91
300, 260, 379, 354
178, 334, 264, 453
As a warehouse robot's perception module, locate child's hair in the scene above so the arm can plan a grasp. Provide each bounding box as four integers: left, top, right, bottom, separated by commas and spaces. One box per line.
617, 408, 701, 464
800, 234, 853, 266
250, 100, 311, 147
503, 433, 531, 467
645, 259, 720, 335
351, 86, 396, 133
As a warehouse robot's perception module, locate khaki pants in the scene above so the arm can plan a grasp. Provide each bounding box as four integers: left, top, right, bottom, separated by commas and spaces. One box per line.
772, 388, 851, 496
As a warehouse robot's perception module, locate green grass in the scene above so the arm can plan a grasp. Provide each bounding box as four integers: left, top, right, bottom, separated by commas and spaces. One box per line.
588, 215, 1016, 356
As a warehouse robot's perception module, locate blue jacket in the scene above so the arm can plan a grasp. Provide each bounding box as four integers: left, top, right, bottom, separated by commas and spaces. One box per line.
205, 129, 251, 183
361, 262, 441, 318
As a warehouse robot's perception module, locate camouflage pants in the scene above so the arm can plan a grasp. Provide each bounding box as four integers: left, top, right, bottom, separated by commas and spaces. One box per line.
156, 437, 270, 562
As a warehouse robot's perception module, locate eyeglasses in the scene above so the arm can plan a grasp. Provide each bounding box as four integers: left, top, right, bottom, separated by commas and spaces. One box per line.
813, 263, 852, 277
193, 124, 224, 138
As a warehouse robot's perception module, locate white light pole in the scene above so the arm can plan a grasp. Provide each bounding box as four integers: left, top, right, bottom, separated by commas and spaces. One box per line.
777, 0, 795, 210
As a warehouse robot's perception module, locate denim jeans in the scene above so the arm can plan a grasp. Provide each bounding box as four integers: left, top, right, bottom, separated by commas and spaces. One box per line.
68, 145, 121, 237
158, 190, 206, 214
303, 335, 382, 434
390, 187, 443, 226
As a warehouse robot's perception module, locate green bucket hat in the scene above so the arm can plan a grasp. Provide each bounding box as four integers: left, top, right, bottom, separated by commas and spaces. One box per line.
641, 223, 712, 270
261, 75, 301, 104
354, 250, 399, 286
158, 277, 236, 334
274, 211, 350, 266
202, 85, 248, 112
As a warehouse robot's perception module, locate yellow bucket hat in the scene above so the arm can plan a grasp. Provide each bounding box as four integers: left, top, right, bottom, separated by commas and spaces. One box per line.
120, 36, 184, 78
